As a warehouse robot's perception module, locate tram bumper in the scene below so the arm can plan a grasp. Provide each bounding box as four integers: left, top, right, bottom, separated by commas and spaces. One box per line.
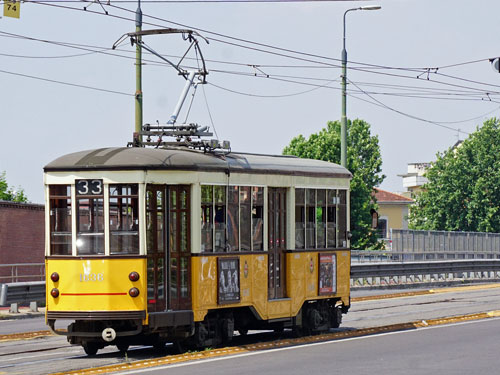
47, 310, 145, 338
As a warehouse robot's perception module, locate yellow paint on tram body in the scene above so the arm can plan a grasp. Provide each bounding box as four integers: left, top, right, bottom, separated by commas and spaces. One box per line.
46, 258, 147, 317
191, 250, 351, 322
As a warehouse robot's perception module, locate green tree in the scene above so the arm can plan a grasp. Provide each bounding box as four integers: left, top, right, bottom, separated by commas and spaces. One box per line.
0, 171, 28, 203
283, 119, 385, 249
409, 118, 500, 232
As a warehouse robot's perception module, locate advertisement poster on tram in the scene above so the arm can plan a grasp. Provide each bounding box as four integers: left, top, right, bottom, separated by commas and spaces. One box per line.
218, 257, 240, 304
319, 254, 336, 295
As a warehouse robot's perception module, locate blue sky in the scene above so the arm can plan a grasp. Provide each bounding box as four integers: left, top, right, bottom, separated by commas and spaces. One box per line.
1, 0, 500, 203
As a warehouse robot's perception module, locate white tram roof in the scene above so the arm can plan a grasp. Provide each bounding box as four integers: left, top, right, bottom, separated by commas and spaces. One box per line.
44, 147, 351, 179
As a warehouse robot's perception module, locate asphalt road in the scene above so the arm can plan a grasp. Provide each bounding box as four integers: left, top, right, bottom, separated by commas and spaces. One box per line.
119, 317, 500, 375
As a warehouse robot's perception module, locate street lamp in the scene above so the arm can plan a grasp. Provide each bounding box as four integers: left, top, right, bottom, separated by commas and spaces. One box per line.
340, 5, 381, 168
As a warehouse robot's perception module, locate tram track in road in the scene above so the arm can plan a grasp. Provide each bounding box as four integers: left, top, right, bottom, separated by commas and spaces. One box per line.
0, 330, 52, 343
0, 344, 68, 357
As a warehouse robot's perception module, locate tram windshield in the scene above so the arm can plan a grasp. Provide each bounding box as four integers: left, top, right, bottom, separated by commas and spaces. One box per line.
48, 182, 139, 256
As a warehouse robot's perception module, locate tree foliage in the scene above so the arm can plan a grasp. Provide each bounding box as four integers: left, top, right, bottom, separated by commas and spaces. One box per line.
0, 172, 28, 203
409, 118, 500, 232
283, 119, 385, 249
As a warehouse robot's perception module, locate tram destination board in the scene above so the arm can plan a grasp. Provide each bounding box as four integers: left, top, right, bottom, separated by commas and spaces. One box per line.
76, 179, 103, 196
218, 257, 240, 304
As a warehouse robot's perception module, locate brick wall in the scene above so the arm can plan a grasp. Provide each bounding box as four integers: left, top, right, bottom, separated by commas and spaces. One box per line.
0, 201, 45, 281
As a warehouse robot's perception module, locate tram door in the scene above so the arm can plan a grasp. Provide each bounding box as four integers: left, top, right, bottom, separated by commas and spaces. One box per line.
268, 188, 287, 300
146, 185, 191, 313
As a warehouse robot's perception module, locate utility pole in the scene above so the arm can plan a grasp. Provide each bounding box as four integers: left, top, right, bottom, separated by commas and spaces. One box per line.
340, 6, 381, 168
135, 0, 143, 135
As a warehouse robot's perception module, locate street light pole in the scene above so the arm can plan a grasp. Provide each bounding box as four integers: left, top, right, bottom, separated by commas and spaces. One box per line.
340, 5, 381, 168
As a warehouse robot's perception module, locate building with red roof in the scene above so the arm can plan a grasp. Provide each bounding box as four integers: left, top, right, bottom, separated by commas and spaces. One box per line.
373, 188, 414, 240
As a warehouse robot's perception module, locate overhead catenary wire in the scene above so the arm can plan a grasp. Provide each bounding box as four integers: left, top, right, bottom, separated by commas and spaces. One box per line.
346, 78, 475, 132
0, 68, 133, 96
16, 1, 497, 83
3, 29, 500, 104
3, 0, 500, 129
3, 30, 500, 104
12, 0, 495, 78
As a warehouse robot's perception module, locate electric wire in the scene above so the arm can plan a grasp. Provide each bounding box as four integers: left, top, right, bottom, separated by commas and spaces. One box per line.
208, 78, 338, 98
0, 68, 133, 96
14, 0, 497, 77
4, 1, 500, 122
347, 78, 475, 131
3, 29, 500, 103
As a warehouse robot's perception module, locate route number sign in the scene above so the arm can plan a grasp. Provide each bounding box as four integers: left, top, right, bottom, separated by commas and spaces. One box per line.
4, 0, 20, 19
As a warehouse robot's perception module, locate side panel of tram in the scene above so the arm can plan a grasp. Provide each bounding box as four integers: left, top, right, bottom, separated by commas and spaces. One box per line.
190, 250, 351, 322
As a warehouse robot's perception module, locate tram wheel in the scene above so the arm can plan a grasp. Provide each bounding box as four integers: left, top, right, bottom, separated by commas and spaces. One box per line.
331, 306, 342, 329
292, 326, 305, 338
238, 329, 248, 336
171, 340, 185, 354
82, 342, 99, 356
153, 340, 166, 352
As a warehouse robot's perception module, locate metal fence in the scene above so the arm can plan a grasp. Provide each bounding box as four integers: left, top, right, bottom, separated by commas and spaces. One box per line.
0, 263, 45, 283
351, 260, 500, 287
389, 229, 500, 260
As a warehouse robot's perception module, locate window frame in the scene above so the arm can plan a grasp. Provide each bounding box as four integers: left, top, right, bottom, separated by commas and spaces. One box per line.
109, 184, 140, 255
48, 185, 73, 256
200, 184, 264, 253
294, 188, 348, 250
47, 181, 142, 257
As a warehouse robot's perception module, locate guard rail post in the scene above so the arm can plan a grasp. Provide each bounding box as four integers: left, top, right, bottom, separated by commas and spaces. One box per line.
0, 281, 45, 313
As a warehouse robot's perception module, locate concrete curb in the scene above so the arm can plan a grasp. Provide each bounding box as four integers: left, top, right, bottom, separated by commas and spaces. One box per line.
0, 307, 45, 320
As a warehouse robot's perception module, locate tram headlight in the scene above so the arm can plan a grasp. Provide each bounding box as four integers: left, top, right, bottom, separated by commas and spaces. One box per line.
50, 288, 60, 298
129, 287, 140, 297
129, 271, 140, 282
50, 272, 59, 282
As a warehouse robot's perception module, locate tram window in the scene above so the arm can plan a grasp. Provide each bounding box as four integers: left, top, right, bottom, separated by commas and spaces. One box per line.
239, 187, 251, 251
306, 189, 316, 248
109, 184, 139, 254
201, 185, 213, 252
327, 190, 338, 248
201, 185, 265, 252
268, 188, 287, 250
76, 196, 104, 255
180, 257, 189, 298
227, 186, 240, 251
252, 187, 264, 251
49, 185, 72, 255
317, 190, 327, 248
180, 211, 188, 252
295, 188, 305, 250
338, 190, 348, 247
214, 186, 226, 252
295, 188, 341, 250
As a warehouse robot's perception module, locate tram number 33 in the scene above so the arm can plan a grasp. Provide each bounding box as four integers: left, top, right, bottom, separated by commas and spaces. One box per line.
76, 179, 103, 196
80, 273, 104, 282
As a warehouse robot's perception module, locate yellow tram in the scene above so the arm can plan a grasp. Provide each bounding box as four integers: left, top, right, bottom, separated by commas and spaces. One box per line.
45, 139, 352, 355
